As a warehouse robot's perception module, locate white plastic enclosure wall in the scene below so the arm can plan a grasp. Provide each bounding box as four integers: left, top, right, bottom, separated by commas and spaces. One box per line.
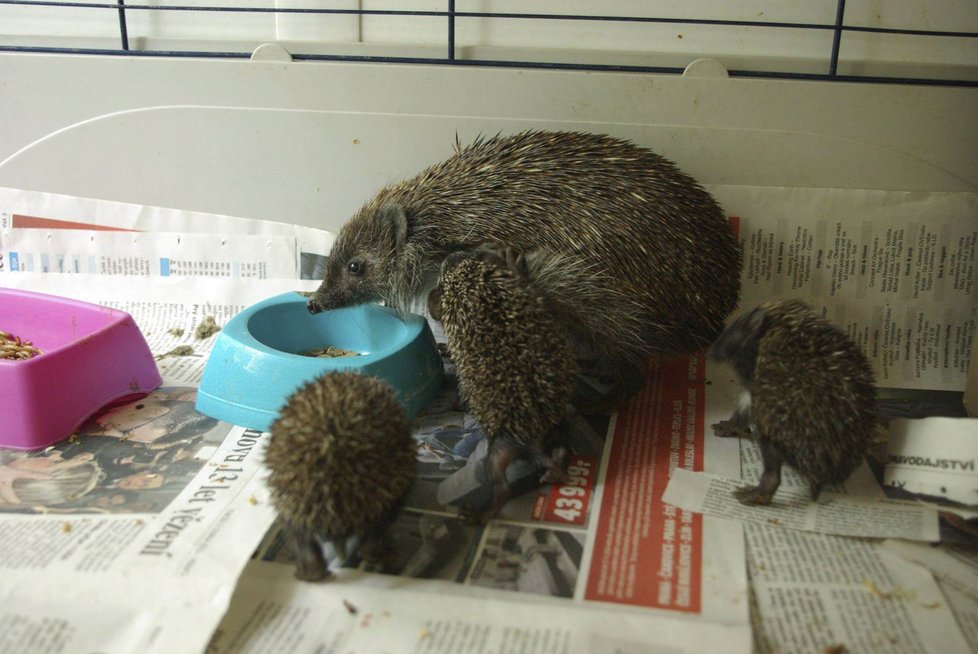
1, 53, 976, 233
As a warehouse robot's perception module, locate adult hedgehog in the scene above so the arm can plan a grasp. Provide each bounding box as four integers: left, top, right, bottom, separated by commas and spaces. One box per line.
308, 130, 742, 407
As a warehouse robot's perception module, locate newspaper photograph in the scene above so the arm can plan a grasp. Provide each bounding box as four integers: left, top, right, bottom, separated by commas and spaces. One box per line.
0, 185, 976, 653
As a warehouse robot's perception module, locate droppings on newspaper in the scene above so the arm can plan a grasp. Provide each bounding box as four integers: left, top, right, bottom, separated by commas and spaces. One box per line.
0, 185, 976, 653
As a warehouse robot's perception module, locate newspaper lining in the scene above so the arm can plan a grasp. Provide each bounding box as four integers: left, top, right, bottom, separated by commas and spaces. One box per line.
0, 185, 976, 653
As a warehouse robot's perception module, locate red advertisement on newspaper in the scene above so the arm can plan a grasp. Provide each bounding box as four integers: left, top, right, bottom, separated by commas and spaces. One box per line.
585, 354, 706, 613
9, 213, 135, 231
533, 455, 598, 526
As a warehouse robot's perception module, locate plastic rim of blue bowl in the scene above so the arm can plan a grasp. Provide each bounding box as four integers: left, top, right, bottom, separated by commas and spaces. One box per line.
195, 292, 444, 431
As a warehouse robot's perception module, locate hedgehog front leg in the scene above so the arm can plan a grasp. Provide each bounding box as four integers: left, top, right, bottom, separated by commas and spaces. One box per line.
539, 444, 568, 485
712, 415, 749, 439
712, 389, 752, 438
733, 437, 783, 506
808, 480, 825, 501
286, 523, 332, 582
478, 435, 520, 522
356, 507, 400, 573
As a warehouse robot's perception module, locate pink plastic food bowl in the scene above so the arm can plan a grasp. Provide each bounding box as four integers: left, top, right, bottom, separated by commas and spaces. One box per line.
0, 287, 162, 450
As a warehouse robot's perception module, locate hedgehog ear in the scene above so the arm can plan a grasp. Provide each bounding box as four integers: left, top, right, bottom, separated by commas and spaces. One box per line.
720, 306, 765, 342
741, 306, 768, 337
378, 204, 409, 248
443, 250, 467, 270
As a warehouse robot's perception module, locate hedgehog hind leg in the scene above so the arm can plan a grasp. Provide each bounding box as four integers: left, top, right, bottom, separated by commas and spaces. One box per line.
332, 535, 350, 563
356, 508, 400, 573
733, 437, 783, 506
535, 419, 570, 485
286, 523, 332, 582
574, 356, 647, 414
601, 363, 647, 412
808, 479, 824, 501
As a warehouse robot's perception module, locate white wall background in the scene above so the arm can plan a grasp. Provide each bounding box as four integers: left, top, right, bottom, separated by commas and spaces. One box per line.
2, 1, 976, 80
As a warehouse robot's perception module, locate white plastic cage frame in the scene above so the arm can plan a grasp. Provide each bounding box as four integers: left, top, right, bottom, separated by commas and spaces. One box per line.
0, 2, 975, 234
1, 0, 977, 86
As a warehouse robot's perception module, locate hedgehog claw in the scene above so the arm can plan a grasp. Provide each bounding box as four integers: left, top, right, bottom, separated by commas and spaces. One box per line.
732, 484, 773, 506
306, 296, 324, 314
712, 419, 748, 438
458, 506, 490, 525
436, 342, 452, 360
294, 565, 334, 582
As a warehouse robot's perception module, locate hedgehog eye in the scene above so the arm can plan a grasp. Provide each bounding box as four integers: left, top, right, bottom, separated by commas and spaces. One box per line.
347, 259, 366, 277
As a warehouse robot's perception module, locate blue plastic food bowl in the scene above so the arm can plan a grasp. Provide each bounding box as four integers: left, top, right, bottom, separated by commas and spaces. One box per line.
195, 292, 444, 431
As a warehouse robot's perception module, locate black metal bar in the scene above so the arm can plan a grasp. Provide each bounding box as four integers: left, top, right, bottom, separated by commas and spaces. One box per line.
829, 0, 846, 77
0, 1, 975, 40
447, 0, 455, 62
4, 45, 974, 88
0, 45, 250, 58
116, 0, 129, 51
1, 1, 976, 88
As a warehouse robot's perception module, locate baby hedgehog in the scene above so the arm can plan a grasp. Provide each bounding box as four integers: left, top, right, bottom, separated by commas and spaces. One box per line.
428, 246, 577, 521
309, 130, 741, 410
709, 299, 876, 505
264, 370, 416, 581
